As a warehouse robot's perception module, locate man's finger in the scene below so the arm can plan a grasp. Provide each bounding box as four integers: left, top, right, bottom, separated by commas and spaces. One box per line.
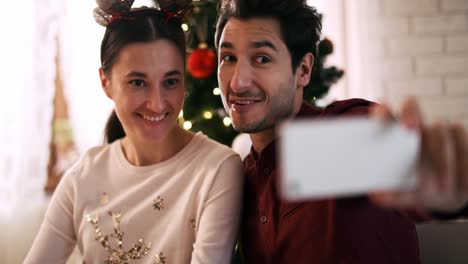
369, 104, 394, 121
400, 97, 423, 130
369, 190, 419, 208
452, 124, 468, 192
424, 123, 453, 193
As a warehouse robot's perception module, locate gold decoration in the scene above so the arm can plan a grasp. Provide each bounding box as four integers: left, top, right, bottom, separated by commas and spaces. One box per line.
153, 196, 164, 211
86, 211, 152, 263
100, 192, 110, 205
154, 252, 167, 264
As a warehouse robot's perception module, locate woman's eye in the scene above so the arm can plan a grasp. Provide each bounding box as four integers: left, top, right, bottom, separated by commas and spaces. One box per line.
130, 79, 145, 87
255, 55, 271, 64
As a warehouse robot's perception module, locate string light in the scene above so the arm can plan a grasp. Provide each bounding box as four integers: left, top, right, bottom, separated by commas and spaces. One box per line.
213, 87, 221, 96
203, 111, 213, 119
183, 121, 193, 130
223, 117, 232, 127
181, 24, 189, 32
179, 110, 184, 119
178, 108, 229, 130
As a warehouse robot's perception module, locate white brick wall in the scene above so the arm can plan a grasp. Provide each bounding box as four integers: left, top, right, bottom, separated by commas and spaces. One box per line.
383, 0, 439, 16
446, 35, 468, 52
388, 37, 444, 56
442, 0, 468, 12
345, 0, 468, 124
446, 77, 468, 95
413, 15, 468, 34
417, 56, 468, 75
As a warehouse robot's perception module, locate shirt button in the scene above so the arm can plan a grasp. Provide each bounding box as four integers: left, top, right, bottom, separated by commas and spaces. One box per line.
260, 216, 267, 223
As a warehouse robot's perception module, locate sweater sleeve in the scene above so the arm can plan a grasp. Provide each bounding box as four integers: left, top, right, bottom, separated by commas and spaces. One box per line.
191, 154, 244, 264
24, 167, 78, 264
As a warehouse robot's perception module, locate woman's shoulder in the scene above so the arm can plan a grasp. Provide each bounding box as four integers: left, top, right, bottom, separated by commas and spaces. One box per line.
193, 133, 240, 159
62, 142, 118, 181
79, 142, 116, 166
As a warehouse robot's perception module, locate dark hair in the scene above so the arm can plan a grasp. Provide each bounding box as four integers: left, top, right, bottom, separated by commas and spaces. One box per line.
101, 8, 186, 143
215, 0, 322, 88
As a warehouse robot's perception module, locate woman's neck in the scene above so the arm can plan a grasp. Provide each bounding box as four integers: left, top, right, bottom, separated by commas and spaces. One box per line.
120, 126, 194, 166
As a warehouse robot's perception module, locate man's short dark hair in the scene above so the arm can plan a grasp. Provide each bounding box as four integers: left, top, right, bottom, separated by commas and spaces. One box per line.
215, 0, 322, 81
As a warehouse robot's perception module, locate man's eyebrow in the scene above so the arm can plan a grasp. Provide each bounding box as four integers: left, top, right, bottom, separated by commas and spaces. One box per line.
126, 71, 147, 78
219, 42, 234, 49
251, 40, 277, 51
219, 40, 278, 51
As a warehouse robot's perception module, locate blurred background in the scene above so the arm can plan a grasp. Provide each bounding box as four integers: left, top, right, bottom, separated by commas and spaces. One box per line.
0, 0, 467, 263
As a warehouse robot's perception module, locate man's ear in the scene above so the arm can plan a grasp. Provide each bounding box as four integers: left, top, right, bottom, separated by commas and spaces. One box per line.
99, 67, 112, 99
296, 53, 314, 89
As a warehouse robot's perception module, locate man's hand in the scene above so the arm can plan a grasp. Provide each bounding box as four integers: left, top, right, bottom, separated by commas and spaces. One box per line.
369, 97, 468, 213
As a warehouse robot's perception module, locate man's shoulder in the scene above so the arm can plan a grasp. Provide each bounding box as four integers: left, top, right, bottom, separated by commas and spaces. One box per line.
301, 98, 376, 118
321, 98, 375, 117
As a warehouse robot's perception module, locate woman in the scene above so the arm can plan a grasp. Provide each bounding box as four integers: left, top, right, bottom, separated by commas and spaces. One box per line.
25, 1, 243, 263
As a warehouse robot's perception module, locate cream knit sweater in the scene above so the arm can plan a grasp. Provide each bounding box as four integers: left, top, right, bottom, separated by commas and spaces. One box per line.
25, 132, 244, 264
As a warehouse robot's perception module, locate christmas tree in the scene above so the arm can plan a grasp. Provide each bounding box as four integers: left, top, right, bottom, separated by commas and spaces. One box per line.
182, 1, 344, 146
181, 0, 237, 146
304, 35, 344, 104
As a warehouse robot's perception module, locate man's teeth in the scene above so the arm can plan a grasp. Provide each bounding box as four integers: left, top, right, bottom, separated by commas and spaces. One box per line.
235, 101, 254, 105
143, 114, 166, 122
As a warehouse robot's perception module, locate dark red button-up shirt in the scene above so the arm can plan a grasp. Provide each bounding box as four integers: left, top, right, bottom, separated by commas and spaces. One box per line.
241, 99, 421, 264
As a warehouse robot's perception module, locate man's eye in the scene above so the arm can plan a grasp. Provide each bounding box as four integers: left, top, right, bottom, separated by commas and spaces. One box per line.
163, 79, 179, 88
130, 79, 145, 87
221, 54, 236, 63
255, 56, 271, 64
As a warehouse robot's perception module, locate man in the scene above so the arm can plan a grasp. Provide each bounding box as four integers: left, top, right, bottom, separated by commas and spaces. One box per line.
214, 0, 468, 263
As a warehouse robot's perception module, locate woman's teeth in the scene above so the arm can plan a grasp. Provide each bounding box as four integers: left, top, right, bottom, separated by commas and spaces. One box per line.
143, 113, 166, 122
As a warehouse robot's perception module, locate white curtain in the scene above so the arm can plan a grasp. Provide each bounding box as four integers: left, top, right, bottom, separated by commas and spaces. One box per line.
62, 0, 112, 154
307, 0, 387, 102
0, 0, 111, 262
0, 1, 173, 262
0, 0, 58, 262
0, 0, 61, 210
306, 0, 350, 103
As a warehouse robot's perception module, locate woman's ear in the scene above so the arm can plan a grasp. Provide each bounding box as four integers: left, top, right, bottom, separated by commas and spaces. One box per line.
99, 67, 112, 99
296, 53, 314, 89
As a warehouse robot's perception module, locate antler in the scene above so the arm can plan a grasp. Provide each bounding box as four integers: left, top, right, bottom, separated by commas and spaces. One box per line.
93, 0, 136, 27
156, 0, 192, 10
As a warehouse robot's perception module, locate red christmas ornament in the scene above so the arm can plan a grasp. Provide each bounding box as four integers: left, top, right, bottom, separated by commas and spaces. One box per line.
187, 44, 217, 78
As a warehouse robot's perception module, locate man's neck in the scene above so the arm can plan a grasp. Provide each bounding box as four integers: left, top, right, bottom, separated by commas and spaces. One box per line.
249, 100, 304, 154
250, 127, 276, 154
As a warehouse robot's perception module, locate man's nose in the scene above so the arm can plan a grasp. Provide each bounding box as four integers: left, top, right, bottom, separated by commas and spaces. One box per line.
230, 60, 254, 94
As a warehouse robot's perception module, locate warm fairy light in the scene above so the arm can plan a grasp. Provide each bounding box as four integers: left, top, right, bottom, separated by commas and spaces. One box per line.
179, 110, 184, 118
183, 121, 192, 130
181, 23, 189, 32
223, 117, 232, 127
203, 111, 213, 119
213, 87, 221, 96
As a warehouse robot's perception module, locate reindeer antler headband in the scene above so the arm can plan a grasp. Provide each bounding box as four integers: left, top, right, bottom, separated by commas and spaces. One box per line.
93, 0, 192, 27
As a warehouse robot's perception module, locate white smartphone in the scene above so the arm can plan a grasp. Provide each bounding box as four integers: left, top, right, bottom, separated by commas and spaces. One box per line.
278, 118, 420, 201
